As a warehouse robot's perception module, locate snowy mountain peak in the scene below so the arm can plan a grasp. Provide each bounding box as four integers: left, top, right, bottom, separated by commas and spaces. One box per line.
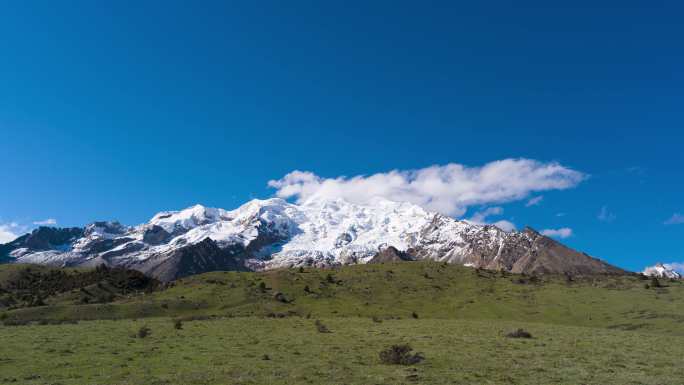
149, 204, 229, 233
643, 263, 682, 279
1, 197, 625, 281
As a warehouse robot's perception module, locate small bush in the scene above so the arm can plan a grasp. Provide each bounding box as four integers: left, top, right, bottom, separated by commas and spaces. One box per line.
411, 311, 419, 319
315, 320, 331, 333
258, 282, 267, 293
650, 277, 662, 288
137, 325, 151, 339
173, 319, 183, 330
273, 292, 289, 303
372, 316, 383, 323
379, 344, 424, 365
506, 328, 532, 339
303, 285, 311, 293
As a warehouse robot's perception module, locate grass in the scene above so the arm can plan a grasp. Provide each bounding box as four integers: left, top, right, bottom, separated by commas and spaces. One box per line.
1, 317, 682, 385
1, 262, 683, 384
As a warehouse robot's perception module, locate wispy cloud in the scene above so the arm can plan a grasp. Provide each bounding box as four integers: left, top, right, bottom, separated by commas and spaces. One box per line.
525, 196, 544, 207
269, 159, 586, 217
465, 207, 516, 232
556, 212, 566, 217
468, 207, 503, 223
541, 228, 573, 239
664, 213, 684, 225
598, 206, 616, 222
665, 262, 684, 273
33, 218, 57, 226
626, 166, 647, 176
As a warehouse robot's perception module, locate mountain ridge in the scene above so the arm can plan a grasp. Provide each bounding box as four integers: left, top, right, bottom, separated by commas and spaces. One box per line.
0, 198, 625, 280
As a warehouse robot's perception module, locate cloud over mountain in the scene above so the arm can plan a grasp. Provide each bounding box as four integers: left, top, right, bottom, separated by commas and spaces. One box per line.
541, 228, 573, 239
33, 218, 57, 226
269, 159, 586, 217
0, 223, 21, 243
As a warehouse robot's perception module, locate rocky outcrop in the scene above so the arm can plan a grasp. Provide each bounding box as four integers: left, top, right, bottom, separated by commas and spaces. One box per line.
0, 227, 83, 256
135, 238, 248, 281
369, 246, 415, 263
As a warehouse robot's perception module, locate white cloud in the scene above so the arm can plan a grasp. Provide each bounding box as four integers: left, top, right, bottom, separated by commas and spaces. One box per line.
468, 207, 504, 223
492, 220, 517, 232
465, 207, 517, 232
525, 196, 544, 207
664, 213, 684, 225
598, 206, 616, 222
269, 159, 586, 217
33, 218, 57, 226
664, 262, 684, 273
556, 212, 566, 217
541, 228, 573, 239
0, 223, 21, 243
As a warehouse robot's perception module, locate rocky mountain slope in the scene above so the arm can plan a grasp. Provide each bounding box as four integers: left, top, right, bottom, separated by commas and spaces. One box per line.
0, 198, 624, 280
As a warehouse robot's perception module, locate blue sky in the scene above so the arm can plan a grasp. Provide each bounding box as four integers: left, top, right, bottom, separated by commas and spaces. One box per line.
1, 1, 682, 272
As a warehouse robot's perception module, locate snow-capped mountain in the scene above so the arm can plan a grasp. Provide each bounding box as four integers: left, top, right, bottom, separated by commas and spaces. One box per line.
643, 263, 682, 280
0, 198, 624, 280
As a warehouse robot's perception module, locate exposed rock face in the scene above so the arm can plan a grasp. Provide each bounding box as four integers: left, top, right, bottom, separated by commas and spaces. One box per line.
134, 238, 248, 282
0, 198, 625, 280
142, 225, 171, 245
369, 246, 415, 264
0, 227, 83, 258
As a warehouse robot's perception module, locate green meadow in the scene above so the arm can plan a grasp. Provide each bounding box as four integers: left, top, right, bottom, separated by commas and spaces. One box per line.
1, 262, 683, 384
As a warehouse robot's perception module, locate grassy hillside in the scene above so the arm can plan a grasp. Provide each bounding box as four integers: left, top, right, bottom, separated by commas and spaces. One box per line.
1, 262, 683, 384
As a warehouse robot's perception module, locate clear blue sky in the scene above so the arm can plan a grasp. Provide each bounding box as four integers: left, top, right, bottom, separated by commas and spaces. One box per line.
1, 1, 682, 272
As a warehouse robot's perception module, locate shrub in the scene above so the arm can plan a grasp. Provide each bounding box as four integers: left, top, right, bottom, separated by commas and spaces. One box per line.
258, 282, 267, 293
506, 328, 532, 339
379, 344, 424, 365
650, 277, 662, 288
273, 292, 289, 303
372, 316, 383, 323
137, 325, 151, 339
315, 320, 331, 333
411, 311, 419, 319
173, 319, 183, 330
303, 285, 311, 293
